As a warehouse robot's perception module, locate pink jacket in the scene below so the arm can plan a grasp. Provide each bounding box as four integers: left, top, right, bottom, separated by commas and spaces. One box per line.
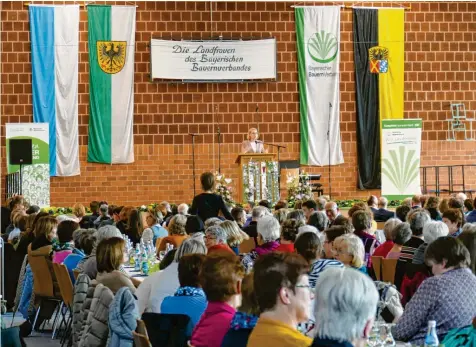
53, 250, 73, 264
190, 301, 235, 347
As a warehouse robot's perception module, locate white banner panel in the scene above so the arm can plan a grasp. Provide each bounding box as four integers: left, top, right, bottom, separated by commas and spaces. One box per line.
150, 39, 277, 81
381, 119, 422, 200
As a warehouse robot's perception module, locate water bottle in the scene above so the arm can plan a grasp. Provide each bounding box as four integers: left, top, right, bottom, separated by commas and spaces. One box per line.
141, 251, 149, 275
424, 321, 439, 347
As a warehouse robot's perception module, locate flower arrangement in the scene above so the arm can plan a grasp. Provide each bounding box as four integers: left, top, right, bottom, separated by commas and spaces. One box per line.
214, 172, 235, 206
286, 171, 313, 208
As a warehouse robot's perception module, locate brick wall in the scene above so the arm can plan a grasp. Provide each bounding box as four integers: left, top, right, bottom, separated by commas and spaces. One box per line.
1, 1, 476, 206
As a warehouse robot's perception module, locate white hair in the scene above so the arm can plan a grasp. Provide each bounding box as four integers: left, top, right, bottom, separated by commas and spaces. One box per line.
298, 225, 319, 236
96, 225, 122, 243
257, 215, 280, 242
462, 222, 476, 234
378, 196, 388, 208
314, 267, 379, 342
334, 234, 365, 268
423, 221, 449, 244
252, 206, 268, 219
456, 192, 467, 201
383, 218, 402, 240
177, 203, 189, 215
174, 238, 207, 262
205, 225, 228, 244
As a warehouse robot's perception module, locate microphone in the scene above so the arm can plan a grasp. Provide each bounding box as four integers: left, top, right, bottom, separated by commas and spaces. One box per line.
255, 140, 263, 144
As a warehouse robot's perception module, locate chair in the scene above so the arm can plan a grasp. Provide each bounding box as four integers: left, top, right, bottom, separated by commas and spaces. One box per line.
141, 312, 190, 347
239, 238, 256, 254
133, 331, 152, 347
371, 256, 383, 281
73, 269, 81, 280
382, 258, 398, 284
52, 263, 74, 346
376, 221, 385, 230
28, 254, 62, 332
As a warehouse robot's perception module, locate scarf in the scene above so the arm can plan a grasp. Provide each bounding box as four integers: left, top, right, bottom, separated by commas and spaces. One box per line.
230, 311, 258, 330
52, 240, 74, 252
254, 241, 280, 256
174, 286, 206, 297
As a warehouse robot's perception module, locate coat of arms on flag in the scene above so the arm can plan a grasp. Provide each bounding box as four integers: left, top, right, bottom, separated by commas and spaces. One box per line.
96, 41, 127, 74
369, 46, 389, 73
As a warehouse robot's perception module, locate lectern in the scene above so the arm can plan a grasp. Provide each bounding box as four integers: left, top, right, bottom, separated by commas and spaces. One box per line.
235, 153, 279, 204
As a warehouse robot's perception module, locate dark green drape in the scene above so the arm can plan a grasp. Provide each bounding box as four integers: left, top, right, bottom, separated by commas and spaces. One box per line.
353, 9, 381, 189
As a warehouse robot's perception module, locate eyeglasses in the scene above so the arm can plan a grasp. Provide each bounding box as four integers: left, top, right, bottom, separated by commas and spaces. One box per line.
295, 284, 311, 290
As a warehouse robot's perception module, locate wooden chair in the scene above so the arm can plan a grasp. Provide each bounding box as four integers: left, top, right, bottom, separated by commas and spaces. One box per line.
376, 221, 385, 230
239, 238, 256, 254
73, 269, 81, 280
53, 263, 74, 345
28, 254, 61, 332
371, 256, 383, 281
136, 319, 148, 336
382, 258, 398, 284
133, 331, 152, 347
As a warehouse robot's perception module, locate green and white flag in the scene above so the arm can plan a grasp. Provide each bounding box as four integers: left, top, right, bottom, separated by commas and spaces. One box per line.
295, 6, 344, 166
381, 119, 422, 200
87, 5, 135, 164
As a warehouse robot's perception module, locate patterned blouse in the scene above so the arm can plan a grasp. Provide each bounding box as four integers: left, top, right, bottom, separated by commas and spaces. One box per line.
392, 268, 476, 345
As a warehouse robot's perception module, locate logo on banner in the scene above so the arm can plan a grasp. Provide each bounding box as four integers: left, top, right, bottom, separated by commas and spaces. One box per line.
307, 30, 338, 63
369, 46, 389, 73
97, 41, 127, 74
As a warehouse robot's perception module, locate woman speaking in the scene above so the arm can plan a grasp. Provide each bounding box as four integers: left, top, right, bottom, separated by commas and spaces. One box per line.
241, 128, 267, 153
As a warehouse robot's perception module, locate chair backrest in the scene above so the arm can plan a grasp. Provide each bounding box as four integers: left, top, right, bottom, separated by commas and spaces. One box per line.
141, 312, 190, 347
371, 256, 383, 281
239, 238, 256, 254
382, 258, 398, 284
53, 263, 74, 307
376, 221, 385, 230
133, 331, 152, 347
137, 319, 148, 337
28, 254, 54, 298
73, 269, 81, 280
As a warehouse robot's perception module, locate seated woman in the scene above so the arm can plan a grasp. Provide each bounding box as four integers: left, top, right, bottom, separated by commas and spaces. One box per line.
161, 254, 207, 337
96, 237, 136, 294
190, 252, 245, 347
220, 220, 249, 255
63, 228, 96, 282
373, 218, 402, 258
412, 221, 449, 264
241, 215, 280, 272
386, 222, 412, 259
458, 231, 475, 274
205, 225, 235, 254
189, 172, 234, 223
221, 273, 260, 347
442, 208, 464, 237
52, 220, 79, 264
158, 214, 189, 251
276, 219, 303, 253
392, 237, 476, 345
141, 209, 167, 246
247, 252, 313, 347
333, 234, 367, 274
125, 208, 142, 246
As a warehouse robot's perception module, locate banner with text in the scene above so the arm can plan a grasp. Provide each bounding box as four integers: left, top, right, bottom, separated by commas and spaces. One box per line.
6, 123, 50, 207
150, 39, 277, 81
295, 6, 344, 166
381, 119, 422, 200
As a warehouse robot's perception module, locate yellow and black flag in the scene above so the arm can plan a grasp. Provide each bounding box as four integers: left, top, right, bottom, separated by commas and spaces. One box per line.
353, 8, 404, 189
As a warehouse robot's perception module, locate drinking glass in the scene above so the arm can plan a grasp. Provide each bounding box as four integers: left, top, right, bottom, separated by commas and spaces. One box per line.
378, 323, 395, 346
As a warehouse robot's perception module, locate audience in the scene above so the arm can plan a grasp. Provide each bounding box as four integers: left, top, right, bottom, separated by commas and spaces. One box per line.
411, 195, 422, 209
220, 220, 249, 255
392, 237, 476, 344
247, 252, 313, 347
274, 200, 288, 211
160, 254, 207, 337
458, 231, 475, 274
243, 206, 267, 245
302, 200, 317, 222
386, 222, 413, 259
273, 208, 288, 225
367, 195, 378, 213
221, 273, 260, 347
190, 253, 245, 347
464, 199, 474, 214
373, 197, 395, 222
241, 215, 280, 272
141, 209, 167, 245
442, 208, 464, 237
158, 214, 188, 251
333, 234, 367, 274
63, 228, 96, 282
425, 196, 442, 221
125, 208, 142, 245
373, 218, 402, 258
137, 238, 207, 315
231, 206, 247, 228
412, 221, 449, 265
276, 219, 303, 253
205, 225, 234, 254
52, 220, 79, 263
307, 211, 328, 232
287, 209, 306, 225
394, 209, 430, 289
178, 203, 189, 215
189, 172, 234, 222
324, 202, 340, 227
323, 226, 349, 259
395, 204, 411, 222
466, 198, 476, 223
96, 237, 136, 294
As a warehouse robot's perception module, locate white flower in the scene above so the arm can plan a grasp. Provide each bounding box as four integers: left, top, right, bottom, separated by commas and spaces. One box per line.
216, 175, 222, 181
225, 178, 232, 184
141, 205, 146, 210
